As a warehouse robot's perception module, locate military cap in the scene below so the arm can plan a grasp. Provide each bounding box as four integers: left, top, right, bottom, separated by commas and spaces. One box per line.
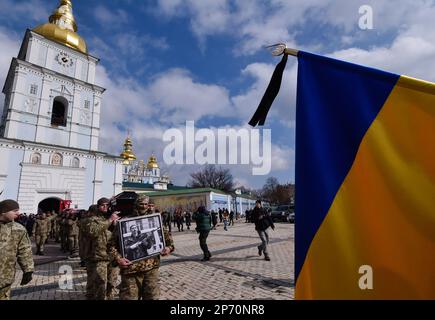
97, 197, 110, 206
0, 199, 19, 214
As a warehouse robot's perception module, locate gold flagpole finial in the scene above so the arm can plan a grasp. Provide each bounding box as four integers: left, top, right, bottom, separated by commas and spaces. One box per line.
265, 43, 298, 57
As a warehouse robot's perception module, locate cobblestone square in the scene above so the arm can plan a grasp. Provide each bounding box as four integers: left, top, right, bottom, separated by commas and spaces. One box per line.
11, 221, 294, 300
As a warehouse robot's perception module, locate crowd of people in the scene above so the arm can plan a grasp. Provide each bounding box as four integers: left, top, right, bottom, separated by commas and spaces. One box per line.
161, 207, 244, 233
0, 196, 274, 300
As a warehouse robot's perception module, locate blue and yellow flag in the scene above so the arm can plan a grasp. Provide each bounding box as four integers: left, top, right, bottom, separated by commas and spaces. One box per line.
295, 51, 435, 299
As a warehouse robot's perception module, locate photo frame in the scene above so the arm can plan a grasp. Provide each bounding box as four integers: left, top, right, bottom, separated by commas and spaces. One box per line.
118, 213, 166, 263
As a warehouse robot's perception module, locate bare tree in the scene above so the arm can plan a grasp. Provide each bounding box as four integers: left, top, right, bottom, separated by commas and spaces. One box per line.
261, 177, 294, 205
188, 165, 234, 192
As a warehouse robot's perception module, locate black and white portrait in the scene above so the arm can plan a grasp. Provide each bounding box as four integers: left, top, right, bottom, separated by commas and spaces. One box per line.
118, 213, 165, 263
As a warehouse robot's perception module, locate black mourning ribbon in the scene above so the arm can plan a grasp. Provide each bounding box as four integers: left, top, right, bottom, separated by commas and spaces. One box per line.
248, 53, 288, 127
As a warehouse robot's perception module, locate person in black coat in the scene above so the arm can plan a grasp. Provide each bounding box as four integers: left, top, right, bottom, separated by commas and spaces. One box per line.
251, 200, 274, 261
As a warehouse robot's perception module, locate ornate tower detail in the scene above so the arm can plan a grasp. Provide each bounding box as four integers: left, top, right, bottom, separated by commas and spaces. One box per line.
0, 0, 104, 151
120, 134, 137, 165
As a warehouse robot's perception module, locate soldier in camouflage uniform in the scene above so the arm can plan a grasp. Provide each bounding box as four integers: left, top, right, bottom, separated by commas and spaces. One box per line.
79, 205, 119, 298
108, 195, 174, 300
54, 212, 62, 243
79, 207, 94, 268
49, 211, 57, 240
0, 200, 34, 300
60, 212, 70, 253
82, 198, 120, 300
32, 213, 50, 255
66, 211, 79, 257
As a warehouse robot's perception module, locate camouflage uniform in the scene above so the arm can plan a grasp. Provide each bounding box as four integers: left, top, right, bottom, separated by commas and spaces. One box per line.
83, 214, 115, 300
32, 216, 49, 254
0, 221, 34, 300
54, 214, 62, 243
61, 215, 70, 252
106, 262, 120, 300
108, 207, 174, 300
66, 216, 79, 256
78, 216, 90, 263
49, 212, 57, 239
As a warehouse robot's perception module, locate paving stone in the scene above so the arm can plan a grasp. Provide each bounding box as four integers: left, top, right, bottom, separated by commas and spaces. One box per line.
11, 221, 294, 300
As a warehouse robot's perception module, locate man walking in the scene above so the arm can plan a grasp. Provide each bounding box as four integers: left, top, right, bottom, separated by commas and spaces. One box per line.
32, 213, 49, 255
0, 200, 34, 300
252, 200, 274, 261
109, 195, 174, 300
83, 197, 120, 300
192, 206, 212, 261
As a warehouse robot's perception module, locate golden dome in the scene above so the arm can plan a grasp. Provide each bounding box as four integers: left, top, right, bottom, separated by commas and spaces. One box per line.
120, 135, 137, 164
147, 155, 160, 169
32, 0, 87, 54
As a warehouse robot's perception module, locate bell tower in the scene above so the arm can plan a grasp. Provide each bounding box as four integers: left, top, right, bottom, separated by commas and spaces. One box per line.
0, 0, 104, 151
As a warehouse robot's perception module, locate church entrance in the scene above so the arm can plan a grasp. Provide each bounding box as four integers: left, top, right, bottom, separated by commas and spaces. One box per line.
38, 197, 62, 214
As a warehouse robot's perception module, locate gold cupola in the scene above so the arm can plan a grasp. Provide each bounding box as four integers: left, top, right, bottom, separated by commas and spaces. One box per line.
147, 154, 160, 169
33, 0, 88, 54
120, 135, 137, 165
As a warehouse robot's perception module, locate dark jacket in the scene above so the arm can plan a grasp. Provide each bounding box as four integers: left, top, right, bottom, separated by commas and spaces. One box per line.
252, 206, 274, 231
192, 207, 212, 232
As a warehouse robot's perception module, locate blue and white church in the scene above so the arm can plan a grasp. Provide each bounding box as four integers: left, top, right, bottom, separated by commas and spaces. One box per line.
0, 0, 123, 213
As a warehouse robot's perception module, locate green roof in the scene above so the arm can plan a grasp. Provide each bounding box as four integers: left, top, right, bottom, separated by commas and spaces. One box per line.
144, 188, 228, 197
123, 182, 256, 199
122, 181, 189, 191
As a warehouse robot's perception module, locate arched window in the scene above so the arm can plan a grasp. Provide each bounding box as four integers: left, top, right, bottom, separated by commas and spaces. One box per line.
51, 96, 68, 127
51, 153, 63, 166
72, 157, 80, 168
31, 152, 41, 164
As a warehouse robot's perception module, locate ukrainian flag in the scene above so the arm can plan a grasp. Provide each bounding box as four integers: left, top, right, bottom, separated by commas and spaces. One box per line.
295, 51, 435, 299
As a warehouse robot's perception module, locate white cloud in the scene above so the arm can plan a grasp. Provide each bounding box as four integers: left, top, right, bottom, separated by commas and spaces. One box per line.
93, 5, 128, 28
329, 4, 435, 82
154, 0, 321, 53
146, 69, 233, 123
155, 0, 185, 17
115, 33, 169, 56
271, 144, 294, 172
153, 0, 435, 56
0, 0, 50, 23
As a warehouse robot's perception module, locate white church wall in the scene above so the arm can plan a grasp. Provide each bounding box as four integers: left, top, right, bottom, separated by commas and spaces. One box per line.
36, 43, 48, 67
80, 59, 88, 82
26, 36, 40, 67
15, 122, 36, 141
114, 161, 123, 195
18, 163, 86, 213
43, 127, 70, 146
87, 60, 96, 84
91, 156, 103, 203
84, 156, 95, 206
101, 160, 116, 198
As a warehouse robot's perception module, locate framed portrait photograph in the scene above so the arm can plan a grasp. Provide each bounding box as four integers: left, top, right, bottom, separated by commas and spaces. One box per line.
118, 213, 166, 263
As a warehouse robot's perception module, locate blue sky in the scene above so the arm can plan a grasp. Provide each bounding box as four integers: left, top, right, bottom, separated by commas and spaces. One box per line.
1, 0, 435, 189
